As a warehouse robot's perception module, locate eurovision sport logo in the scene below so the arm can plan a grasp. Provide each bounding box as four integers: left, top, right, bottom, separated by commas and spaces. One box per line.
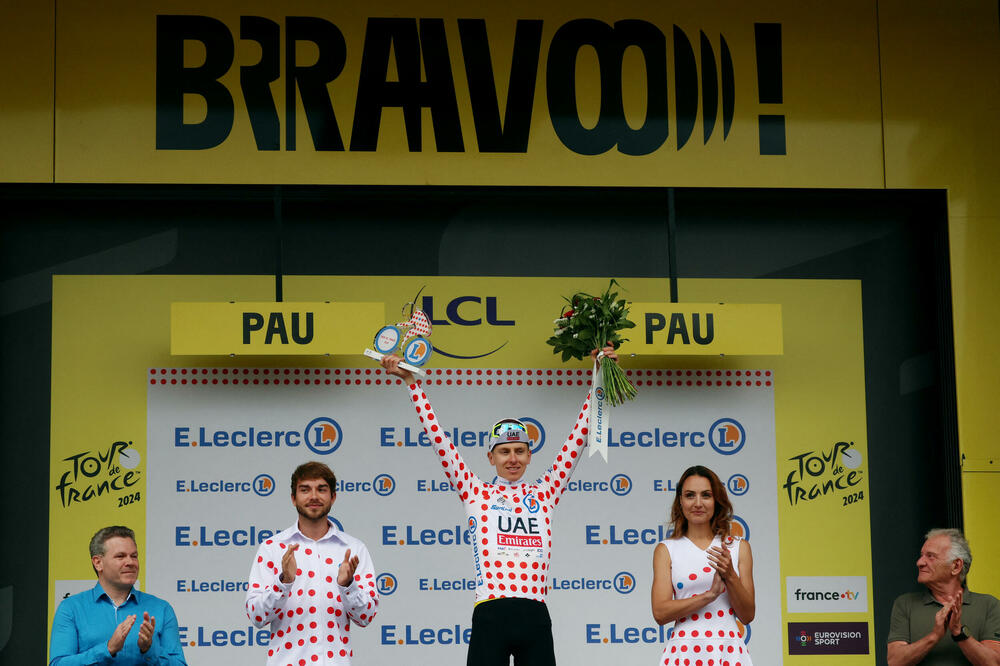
788, 622, 869, 655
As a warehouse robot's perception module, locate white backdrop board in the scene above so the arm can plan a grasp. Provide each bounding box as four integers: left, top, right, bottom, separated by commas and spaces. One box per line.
146, 366, 778, 664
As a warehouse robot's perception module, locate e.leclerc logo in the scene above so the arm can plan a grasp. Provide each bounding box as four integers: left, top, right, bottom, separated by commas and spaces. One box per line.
564, 473, 632, 496
173, 417, 343, 455
709, 418, 746, 455
382, 417, 545, 455
551, 571, 637, 594
176, 473, 276, 497
304, 417, 342, 454
603, 417, 747, 453
587, 516, 749, 545
335, 474, 395, 496
376, 573, 398, 596
727, 473, 749, 496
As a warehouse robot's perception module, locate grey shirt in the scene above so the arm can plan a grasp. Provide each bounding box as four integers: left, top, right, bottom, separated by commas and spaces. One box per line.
888, 589, 1000, 664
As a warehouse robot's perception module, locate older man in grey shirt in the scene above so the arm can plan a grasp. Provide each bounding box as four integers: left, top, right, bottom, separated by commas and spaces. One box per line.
888, 528, 1000, 665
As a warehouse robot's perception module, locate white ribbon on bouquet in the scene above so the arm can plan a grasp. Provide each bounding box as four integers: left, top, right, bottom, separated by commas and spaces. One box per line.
588, 351, 609, 461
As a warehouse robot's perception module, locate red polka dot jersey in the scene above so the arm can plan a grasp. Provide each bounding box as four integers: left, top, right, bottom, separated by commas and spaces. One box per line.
658, 535, 752, 666
246, 522, 379, 665
406, 381, 591, 605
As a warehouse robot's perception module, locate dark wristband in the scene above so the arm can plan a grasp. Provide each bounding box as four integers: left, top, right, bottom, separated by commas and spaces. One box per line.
951, 625, 970, 642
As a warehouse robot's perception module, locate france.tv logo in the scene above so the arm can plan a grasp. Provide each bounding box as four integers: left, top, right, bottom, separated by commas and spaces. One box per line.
614, 572, 636, 594
252, 474, 275, 497
727, 473, 749, 496
377, 573, 398, 596
709, 418, 746, 455
304, 417, 342, 455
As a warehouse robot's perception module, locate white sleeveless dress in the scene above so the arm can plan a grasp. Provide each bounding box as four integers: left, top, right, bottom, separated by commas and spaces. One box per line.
657, 535, 753, 666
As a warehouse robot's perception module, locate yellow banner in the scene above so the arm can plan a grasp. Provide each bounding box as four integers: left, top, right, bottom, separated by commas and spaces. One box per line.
619, 303, 782, 356
0, 0, 55, 182
48, 0, 883, 186
171, 301, 384, 355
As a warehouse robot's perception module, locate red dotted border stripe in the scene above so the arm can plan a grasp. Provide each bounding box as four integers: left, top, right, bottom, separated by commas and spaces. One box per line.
147, 368, 773, 388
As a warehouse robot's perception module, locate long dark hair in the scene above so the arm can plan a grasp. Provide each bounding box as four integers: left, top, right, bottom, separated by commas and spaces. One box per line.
669, 465, 733, 537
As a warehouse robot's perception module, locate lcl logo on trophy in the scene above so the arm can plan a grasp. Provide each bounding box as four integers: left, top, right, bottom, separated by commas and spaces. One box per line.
364, 301, 433, 375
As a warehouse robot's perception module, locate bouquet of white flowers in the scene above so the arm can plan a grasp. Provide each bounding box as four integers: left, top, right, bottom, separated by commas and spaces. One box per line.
546, 280, 637, 406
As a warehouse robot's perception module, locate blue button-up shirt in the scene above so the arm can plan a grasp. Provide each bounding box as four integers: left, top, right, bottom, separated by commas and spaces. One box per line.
50, 583, 187, 665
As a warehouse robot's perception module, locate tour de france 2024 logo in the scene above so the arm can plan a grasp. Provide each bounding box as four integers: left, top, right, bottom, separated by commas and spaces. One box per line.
782, 440, 865, 508
55, 440, 143, 509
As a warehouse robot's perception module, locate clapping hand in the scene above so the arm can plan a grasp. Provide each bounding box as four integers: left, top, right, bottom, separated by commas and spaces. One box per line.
107, 615, 136, 656
137, 612, 155, 653
280, 544, 299, 583
338, 549, 360, 586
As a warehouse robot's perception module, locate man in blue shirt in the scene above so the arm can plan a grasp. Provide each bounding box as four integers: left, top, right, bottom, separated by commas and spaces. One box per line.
49, 525, 187, 665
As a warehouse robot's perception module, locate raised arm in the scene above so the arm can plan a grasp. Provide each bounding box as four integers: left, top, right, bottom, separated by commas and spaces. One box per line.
535, 385, 591, 501
382, 355, 481, 500
650, 542, 723, 625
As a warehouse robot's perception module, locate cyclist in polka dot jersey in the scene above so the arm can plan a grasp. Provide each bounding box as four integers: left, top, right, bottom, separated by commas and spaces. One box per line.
381, 347, 616, 666
245, 462, 379, 666
651, 465, 755, 666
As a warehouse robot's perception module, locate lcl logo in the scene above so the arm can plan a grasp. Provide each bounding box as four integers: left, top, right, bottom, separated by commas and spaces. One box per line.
420, 296, 514, 359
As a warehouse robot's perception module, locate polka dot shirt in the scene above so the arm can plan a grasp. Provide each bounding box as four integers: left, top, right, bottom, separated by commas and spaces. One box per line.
406, 381, 591, 605
246, 522, 379, 665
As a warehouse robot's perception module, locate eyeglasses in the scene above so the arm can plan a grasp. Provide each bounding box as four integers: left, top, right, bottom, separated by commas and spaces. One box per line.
491, 421, 527, 438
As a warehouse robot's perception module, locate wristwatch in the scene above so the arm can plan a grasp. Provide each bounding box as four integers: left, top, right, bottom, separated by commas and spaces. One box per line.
951, 625, 970, 642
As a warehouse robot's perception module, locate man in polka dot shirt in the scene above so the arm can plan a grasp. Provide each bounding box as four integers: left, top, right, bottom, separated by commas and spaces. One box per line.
381, 347, 615, 665
245, 462, 379, 665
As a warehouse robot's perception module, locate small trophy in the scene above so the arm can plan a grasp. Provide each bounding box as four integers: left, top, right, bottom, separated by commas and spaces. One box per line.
364, 307, 433, 375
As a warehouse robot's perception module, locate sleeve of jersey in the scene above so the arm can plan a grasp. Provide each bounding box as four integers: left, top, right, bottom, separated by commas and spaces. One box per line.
537, 389, 591, 504
245, 542, 293, 628
407, 382, 482, 502
340, 542, 379, 627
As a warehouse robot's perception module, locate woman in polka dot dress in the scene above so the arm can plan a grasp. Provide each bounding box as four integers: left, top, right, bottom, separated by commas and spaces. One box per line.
651, 465, 755, 666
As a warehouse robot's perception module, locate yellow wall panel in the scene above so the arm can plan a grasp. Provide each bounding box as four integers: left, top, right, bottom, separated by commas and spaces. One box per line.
948, 215, 1000, 461
0, 0, 54, 182
960, 472, 1000, 593
879, 0, 1000, 216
